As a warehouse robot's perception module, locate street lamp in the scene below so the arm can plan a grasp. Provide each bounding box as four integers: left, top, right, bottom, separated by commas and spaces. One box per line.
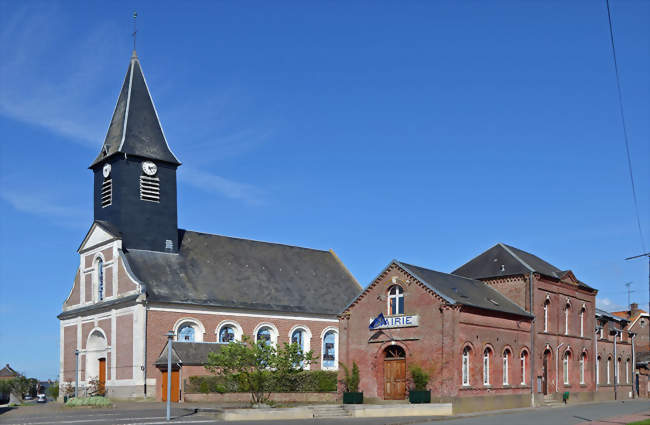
165, 331, 174, 422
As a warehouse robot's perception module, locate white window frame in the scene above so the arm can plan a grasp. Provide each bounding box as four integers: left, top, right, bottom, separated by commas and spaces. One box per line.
579, 353, 585, 384
599, 327, 603, 339
563, 352, 569, 385
502, 350, 509, 385
607, 357, 611, 384
320, 327, 338, 371
172, 317, 205, 342
253, 322, 279, 347
544, 301, 549, 332
616, 358, 620, 384
565, 304, 569, 335
483, 348, 491, 386
626, 359, 630, 384
215, 320, 243, 343
387, 285, 404, 315
520, 351, 527, 385
596, 356, 600, 384
462, 348, 470, 386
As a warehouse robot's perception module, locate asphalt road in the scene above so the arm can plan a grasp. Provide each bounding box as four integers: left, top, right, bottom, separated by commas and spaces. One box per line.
0, 399, 648, 425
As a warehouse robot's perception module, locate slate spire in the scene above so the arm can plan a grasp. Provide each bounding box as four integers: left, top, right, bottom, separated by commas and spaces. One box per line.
90, 51, 180, 168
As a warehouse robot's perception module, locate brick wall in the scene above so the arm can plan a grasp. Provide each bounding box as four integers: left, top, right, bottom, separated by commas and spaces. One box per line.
116, 314, 133, 380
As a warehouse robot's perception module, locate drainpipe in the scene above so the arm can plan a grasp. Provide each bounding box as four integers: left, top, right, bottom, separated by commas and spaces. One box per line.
613, 329, 618, 400
529, 272, 535, 407
594, 327, 599, 391
555, 343, 564, 394
143, 300, 148, 397
631, 333, 636, 398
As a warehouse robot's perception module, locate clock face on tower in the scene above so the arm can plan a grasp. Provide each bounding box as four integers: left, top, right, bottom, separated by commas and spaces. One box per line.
102, 163, 111, 178
142, 161, 157, 176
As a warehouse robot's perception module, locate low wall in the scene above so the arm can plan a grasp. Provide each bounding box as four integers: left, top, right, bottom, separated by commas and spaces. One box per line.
447, 393, 533, 414
184, 392, 337, 403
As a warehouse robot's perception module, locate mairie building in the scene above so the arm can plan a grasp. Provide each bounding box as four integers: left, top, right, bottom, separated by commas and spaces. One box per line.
57, 51, 361, 400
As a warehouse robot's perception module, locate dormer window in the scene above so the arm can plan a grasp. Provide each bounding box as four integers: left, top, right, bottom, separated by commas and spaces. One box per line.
387, 285, 404, 315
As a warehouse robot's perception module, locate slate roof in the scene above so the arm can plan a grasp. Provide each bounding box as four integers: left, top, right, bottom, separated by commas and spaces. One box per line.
123, 230, 362, 315
0, 364, 18, 378
155, 342, 222, 367
395, 260, 532, 318
596, 308, 628, 324
90, 51, 180, 168
452, 243, 596, 292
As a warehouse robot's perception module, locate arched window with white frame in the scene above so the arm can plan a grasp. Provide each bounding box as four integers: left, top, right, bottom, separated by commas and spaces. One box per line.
95, 257, 104, 301
387, 285, 404, 315
563, 351, 570, 385
216, 321, 242, 344
564, 301, 570, 335
580, 306, 586, 337
483, 347, 491, 386
462, 346, 471, 386
544, 300, 550, 332
580, 352, 586, 384
607, 356, 611, 384
520, 349, 528, 385
596, 355, 601, 384
616, 357, 621, 384
502, 348, 510, 385
254, 323, 278, 347
321, 328, 338, 370
173, 318, 205, 342
626, 358, 630, 384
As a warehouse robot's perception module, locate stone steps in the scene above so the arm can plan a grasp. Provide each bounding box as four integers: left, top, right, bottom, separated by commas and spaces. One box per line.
312, 405, 352, 418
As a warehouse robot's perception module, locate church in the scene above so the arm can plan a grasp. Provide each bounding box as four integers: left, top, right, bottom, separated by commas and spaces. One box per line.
58, 51, 361, 400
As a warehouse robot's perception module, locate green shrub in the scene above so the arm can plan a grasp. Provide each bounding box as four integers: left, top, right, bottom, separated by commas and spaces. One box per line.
186, 370, 337, 393
409, 365, 429, 391
65, 396, 113, 407
47, 381, 59, 399
340, 362, 360, 392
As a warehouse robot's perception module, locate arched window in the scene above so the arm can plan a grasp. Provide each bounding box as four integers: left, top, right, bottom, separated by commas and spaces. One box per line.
483, 348, 491, 386
387, 285, 404, 315
607, 356, 611, 384
626, 359, 630, 384
596, 355, 601, 384
543, 300, 550, 332
563, 351, 570, 385
96, 258, 104, 301
257, 326, 273, 346
564, 302, 570, 335
178, 324, 195, 342
616, 357, 621, 384
321, 329, 338, 370
580, 306, 586, 337
580, 352, 586, 384
462, 347, 471, 386
502, 349, 510, 385
520, 350, 528, 385
219, 326, 235, 343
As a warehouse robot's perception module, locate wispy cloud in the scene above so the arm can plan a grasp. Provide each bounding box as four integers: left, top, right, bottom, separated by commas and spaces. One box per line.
596, 297, 625, 313
180, 167, 265, 205
0, 187, 88, 227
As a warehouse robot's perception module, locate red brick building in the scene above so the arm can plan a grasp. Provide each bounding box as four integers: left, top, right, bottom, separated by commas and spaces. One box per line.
58, 51, 360, 400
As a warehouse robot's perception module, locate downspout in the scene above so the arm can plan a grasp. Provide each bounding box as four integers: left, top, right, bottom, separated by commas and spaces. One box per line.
529, 272, 535, 407
555, 343, 564, 393
613, 329, 618, 400
594, 327, 599, 391
143, 299, 148, 397
631, 333, 636, 398
440, 306, 445, 396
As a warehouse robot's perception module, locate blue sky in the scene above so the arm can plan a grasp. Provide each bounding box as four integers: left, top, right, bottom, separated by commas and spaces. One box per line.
0, 1, 648, 380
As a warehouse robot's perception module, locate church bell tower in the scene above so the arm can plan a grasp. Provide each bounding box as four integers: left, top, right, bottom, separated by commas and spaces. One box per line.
89, 51, 181, 253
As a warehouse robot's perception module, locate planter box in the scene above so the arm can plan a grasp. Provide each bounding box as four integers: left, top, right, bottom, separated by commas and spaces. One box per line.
343, 392, 363, 404
409, 390, 431, 404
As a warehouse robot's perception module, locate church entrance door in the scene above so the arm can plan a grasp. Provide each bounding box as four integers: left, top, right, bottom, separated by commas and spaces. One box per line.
383, 346, 406, 400
162, 370, 180, 402
98, 358, 106, 394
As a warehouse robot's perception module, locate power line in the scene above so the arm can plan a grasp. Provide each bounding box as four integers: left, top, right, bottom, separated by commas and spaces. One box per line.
605, 0, 647, 253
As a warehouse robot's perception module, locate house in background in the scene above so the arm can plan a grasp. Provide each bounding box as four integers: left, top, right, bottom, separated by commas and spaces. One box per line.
0, 364, 19, 404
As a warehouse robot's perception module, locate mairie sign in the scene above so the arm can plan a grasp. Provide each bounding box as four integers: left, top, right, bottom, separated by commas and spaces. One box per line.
369, 313, 419, 330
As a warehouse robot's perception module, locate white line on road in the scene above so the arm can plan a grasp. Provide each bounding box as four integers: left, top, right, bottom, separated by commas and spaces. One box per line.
1, 416, 167, 425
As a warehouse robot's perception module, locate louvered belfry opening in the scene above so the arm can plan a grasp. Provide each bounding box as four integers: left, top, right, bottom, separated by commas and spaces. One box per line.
101, 178, 112, 207
140, 175, 160, 202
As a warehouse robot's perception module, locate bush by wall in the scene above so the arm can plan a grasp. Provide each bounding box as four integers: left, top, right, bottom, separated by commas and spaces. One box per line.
65, 396, 113, 407
187, 370, 337, 394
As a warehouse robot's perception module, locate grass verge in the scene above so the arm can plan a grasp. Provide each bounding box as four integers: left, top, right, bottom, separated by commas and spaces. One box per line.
65, 396, 113, 407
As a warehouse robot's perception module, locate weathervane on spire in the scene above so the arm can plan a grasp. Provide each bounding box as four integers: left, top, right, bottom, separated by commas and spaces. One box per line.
132, 11, 138, 51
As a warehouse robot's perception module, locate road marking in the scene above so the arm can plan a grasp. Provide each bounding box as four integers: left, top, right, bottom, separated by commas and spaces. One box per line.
121, 421, 217, 425
1, 416, 167, 425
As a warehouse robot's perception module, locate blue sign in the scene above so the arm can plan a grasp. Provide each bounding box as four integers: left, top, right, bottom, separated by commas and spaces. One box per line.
369, 313, 419, 330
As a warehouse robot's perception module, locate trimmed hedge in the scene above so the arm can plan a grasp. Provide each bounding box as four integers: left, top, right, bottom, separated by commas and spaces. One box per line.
187, 371, 337, 394
65, 396, 113, 407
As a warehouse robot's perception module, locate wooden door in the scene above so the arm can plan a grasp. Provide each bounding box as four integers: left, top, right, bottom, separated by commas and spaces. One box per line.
98, 358, 106, 394
542, 355, 548, 395
384, 358, 406, 400
161, 370, 180, 402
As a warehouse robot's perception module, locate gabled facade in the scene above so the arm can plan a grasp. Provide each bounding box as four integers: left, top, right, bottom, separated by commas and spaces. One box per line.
58, 51, 361, 401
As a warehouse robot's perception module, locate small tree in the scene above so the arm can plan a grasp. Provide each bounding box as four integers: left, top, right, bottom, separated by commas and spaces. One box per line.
409, 365, 430, 391
339, 361, 360, 392
205, 335, 314, 405
47, 381, 60, 399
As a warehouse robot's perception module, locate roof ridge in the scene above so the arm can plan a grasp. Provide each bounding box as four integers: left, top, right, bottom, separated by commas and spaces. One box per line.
498, 243, 535, 272
401, 260, 487, 284
181, 229, 331, 254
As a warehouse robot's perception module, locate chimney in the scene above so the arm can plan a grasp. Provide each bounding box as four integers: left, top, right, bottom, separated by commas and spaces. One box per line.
630, 303, 639, 315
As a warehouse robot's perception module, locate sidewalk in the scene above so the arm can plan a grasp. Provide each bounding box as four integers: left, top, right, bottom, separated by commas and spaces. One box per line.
575, 410, 650, 425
